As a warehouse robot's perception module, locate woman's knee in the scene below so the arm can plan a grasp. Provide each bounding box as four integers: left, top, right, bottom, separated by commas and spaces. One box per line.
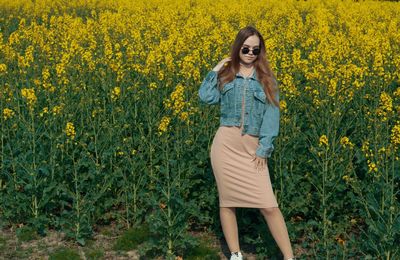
260, 206, 279, 216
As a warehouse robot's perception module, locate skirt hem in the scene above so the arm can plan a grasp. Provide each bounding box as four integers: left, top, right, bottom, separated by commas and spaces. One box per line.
219, 204, 279, 209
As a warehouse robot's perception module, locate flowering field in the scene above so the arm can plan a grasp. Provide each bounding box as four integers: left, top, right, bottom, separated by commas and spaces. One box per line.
0, 0, 399, 258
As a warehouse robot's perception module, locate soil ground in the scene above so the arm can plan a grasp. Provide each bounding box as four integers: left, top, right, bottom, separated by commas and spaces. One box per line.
0, 222, 306, 259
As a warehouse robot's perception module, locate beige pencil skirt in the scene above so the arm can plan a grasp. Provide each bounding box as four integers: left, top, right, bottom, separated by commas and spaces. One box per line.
210, 125, 279, 208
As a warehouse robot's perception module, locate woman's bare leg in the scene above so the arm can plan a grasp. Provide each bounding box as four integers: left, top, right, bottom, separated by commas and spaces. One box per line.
220, 207, 240, 253
260, 207, 294, 259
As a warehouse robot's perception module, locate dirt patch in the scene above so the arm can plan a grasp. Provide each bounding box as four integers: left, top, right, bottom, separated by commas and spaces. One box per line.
0, 223, 301, 259
0, 223, 139, 259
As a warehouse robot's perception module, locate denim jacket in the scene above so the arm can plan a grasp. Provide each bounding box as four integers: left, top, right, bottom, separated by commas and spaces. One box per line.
198, 70, 280, 158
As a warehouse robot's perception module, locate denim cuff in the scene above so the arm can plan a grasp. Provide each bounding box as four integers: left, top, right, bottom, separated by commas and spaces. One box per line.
255, 137, 274, 158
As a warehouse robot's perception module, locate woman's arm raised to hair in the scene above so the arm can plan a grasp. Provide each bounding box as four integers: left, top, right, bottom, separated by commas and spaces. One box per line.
198, 57, 231, 105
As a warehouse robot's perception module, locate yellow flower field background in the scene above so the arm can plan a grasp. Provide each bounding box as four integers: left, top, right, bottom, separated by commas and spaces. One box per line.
0, 0, 399, 258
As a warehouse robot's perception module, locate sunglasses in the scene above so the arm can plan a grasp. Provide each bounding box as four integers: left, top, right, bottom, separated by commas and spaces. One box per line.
241, 46, 261, 56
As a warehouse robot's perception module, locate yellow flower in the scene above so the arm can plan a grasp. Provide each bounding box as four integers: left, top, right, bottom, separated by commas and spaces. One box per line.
0, 63, 7, 73
368, 161, 378, 173
21, 88, 37, 110
65, 122, 76, 140
149, 82, 157, 90
393, 87, 400, 99
391, 124, 400, 147
25, 45, 34, 65
52, 104, 64, 115
319, 135, 329, 147
340, 136, 354, 149
280, 100, 287, 112
171, 84, 185, 113
39, 107, 49, 117
158, 116, 171, 135
376, 92, 393, 121
3, 108, 15, 120
361, 140, 370, 153
42, 67, 50, 81
328, 78, 337, 97
33, 79, 41, 86
163, 84, 190, 122
158, 70, 164, 80
179, 111, 189, 122
111, 87, 121, 101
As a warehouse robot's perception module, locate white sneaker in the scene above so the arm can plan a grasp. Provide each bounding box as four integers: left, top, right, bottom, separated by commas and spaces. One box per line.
230, 251, 243, 260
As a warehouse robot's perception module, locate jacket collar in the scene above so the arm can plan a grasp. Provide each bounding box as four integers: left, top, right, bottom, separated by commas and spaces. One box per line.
235, 69, 257, 80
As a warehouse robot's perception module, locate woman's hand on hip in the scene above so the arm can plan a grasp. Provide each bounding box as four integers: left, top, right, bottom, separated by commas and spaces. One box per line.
251, 154, 266, 172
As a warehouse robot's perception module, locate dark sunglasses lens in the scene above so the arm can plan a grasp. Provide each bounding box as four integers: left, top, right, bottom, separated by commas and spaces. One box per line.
241, 47, 260, 55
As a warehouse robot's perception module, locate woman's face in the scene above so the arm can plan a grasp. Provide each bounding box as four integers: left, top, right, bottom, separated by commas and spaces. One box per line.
239, 35, 260, 65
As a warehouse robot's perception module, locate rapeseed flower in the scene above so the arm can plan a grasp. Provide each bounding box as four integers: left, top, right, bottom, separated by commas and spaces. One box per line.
111, 87, 121, 101
52, 104, 64, 116
280, 100, 287, 112
158, 116, 171, 135
376, 92, 393, 122
39, 107, 49, 117
319, 135, 329, 147
21, 88, 37, 110
3, 108, 15, 120
0, 64, 7, 73
367, 160, 378, 173
391, 124, 400, 147
340, 136, 354, 149
65, 122, 76, 140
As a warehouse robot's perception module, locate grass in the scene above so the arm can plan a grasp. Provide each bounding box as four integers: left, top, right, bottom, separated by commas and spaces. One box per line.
112, 224, 151, 251
85, 248, 105, 259
0, 235, 6, 252
48, 247, 81, 260
16, 226, 38, 242
185, 240, 220, 260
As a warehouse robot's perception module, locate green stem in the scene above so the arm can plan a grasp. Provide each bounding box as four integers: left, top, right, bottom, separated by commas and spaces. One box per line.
390, 152, 394, 225
124, 172, 130, 228
165, 138, 173, 255
278, 149, 283, 205
323, 148, 328, 257
1, 113, 3, 188
133, 183, 137, 215
31, 109, 38, 219
73, 149, 80, 239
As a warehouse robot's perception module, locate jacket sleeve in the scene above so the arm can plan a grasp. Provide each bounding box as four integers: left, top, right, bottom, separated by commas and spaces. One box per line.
255, 90, 280, 159
198, 70, 221, 105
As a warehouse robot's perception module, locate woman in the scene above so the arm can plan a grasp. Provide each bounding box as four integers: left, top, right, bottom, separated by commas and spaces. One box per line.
198, 26, 295, 260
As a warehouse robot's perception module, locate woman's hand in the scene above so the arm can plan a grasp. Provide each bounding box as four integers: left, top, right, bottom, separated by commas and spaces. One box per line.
212, 57, 232, 72
251, 154, 266, 172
